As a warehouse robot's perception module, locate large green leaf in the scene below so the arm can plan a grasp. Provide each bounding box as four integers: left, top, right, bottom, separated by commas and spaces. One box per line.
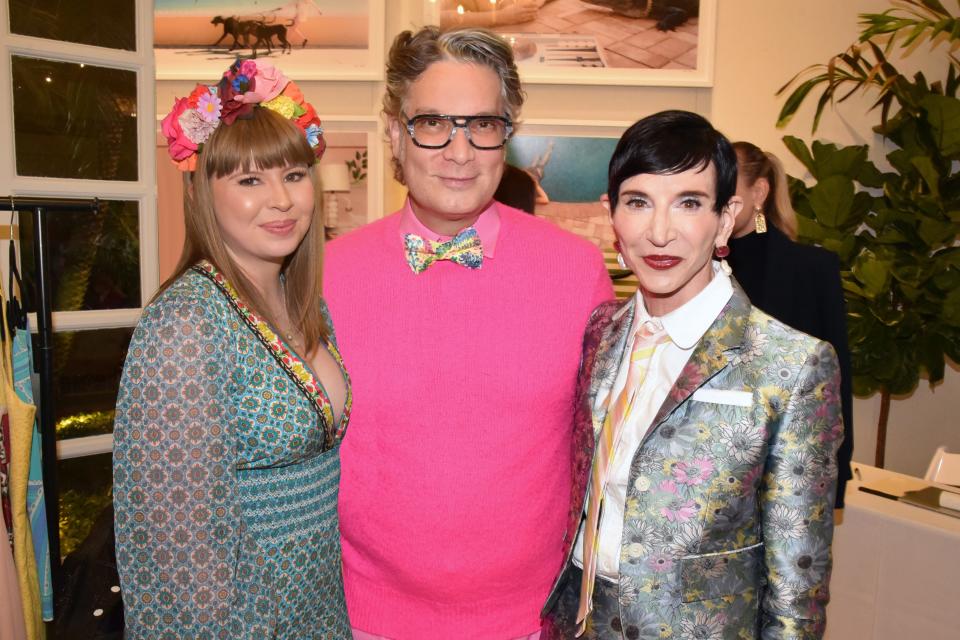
921, 93, 960, 157
811, 140, 872, 178
782, 136, 817, 175
911, 155, 942, 196
808, 175, 856, 227
918, 216, 956, 245
944, 287, 960, 326
852, 249, 892, 297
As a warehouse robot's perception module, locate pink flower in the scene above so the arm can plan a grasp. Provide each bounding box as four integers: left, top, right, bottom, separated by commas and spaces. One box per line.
656, 479, 679, 495
818, 422, 843, 443
648, 552, 674, 573
237, 60, 289, 104
178, 108, 218, 145
239, 59, 259, 79
661, 498, 697, 523
196, 91, 222, 123
161, 96, 197, 162
672, 458, 715, 486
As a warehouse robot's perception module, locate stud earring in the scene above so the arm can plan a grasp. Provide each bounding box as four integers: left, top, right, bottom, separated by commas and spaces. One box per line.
714, 245, 732, 275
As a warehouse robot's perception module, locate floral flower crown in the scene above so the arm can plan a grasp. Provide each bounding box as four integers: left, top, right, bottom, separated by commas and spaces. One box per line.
161, 58, 325, 172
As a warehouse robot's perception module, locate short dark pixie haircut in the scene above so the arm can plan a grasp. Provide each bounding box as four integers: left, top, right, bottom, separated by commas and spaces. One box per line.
607, 110, 737, 214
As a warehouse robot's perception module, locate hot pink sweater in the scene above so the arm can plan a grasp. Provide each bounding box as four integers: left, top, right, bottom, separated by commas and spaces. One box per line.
323, 203, 613, 639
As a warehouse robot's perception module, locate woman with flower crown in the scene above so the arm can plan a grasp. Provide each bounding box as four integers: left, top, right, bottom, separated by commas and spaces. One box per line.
112, 59, 351, 638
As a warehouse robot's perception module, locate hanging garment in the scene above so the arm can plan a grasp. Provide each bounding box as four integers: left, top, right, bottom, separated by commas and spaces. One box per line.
1, 414, 11, 550
11, 324, 51, 621
0, 512, 27, 640
54, 504, 123, 639
0, 284, 41, 640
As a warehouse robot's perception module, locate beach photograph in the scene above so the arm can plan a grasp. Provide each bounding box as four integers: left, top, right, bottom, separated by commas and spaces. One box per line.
155, 0, 380, 80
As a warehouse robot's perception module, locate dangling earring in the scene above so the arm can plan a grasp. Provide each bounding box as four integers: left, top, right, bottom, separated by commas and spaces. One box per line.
754, 206, 767, 234
613, 240, 627, 269
714, 245, 732, 275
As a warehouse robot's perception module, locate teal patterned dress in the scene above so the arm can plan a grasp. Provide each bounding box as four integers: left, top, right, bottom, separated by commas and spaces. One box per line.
113, 262, 351, 639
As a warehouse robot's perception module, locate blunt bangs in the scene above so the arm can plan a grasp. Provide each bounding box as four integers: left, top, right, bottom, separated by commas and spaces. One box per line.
201, 107, 316, 179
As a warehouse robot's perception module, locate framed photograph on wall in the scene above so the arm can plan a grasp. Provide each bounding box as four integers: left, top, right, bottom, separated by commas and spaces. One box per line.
317, 116, 385, 239
424, 0, 716, 86
155, 115, 384, 281
155, 0, 385, 81
507, 119, 624, 248
506, 119, 637, 296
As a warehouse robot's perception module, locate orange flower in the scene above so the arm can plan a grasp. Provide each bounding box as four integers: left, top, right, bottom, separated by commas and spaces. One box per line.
187, 83, 209, 108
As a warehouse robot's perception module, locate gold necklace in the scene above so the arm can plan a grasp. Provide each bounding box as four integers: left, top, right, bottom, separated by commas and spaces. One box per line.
279, 280, 301, 347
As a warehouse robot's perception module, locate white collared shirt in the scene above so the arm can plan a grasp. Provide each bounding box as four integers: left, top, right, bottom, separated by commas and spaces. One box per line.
573, 263, 733, 580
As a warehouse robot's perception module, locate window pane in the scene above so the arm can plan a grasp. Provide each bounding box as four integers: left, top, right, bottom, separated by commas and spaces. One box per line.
12, 56, 138, 180
58, 453, 113, 558
8, 0, 136, 51
19, 201, 141, 312
33, 327, 134, 440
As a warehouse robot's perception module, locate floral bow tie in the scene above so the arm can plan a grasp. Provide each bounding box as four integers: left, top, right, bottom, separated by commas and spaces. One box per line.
403, 227, 483, 274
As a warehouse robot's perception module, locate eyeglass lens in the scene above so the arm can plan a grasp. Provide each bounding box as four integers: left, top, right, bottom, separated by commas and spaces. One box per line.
411, 116, 509, 149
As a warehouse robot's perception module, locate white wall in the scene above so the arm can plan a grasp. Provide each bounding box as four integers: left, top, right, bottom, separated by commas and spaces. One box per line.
711, 0, 959, 476
156, 0, 959, 477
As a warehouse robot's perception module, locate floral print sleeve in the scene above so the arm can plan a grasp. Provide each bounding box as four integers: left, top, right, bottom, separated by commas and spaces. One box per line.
113, 287, 244, 639
760, 339, 843, 639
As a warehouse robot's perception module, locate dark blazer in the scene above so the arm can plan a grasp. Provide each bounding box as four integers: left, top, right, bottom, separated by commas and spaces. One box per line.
729, 225, 853, 507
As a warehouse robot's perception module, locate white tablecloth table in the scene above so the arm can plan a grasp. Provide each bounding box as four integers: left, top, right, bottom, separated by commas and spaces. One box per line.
824, 463, 960, 639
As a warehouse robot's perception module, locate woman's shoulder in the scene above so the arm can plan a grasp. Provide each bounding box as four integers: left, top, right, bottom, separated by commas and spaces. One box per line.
778, 233, 841, 272
746, 304, 833, 361
141, 268, 231, 327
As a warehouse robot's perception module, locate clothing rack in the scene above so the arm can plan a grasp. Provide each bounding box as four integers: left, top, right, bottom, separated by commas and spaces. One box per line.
0, 195, 101, 618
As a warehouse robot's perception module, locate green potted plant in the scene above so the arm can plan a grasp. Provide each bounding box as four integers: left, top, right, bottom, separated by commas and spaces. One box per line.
776, 0, 960, 467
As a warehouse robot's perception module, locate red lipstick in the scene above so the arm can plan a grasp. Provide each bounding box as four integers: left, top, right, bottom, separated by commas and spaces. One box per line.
643, 255, 682, 270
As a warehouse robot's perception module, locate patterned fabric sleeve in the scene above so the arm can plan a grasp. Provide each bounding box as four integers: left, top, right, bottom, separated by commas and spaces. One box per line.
113, 290, 243, 639
760, 340, 843, 639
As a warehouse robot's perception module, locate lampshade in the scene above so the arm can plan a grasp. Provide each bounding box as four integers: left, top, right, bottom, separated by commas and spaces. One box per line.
319, 163, 351, 192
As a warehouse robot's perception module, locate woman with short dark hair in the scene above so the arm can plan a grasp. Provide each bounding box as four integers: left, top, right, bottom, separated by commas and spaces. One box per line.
543, 111, 843, 639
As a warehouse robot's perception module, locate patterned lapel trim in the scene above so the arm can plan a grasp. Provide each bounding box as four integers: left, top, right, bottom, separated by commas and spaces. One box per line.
192, 261, 347, 449
590, 296, 637, 438
649, 283, 752, 429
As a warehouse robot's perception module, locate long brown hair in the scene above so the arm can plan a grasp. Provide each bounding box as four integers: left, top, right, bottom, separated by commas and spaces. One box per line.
158, 107, 327, 352
733, 141, 799, 240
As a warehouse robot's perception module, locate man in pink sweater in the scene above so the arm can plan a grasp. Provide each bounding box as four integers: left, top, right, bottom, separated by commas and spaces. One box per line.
323, 26, 613, 640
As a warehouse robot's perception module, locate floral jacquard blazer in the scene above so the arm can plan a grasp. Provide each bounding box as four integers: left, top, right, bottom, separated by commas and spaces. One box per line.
543, 283, 843, 640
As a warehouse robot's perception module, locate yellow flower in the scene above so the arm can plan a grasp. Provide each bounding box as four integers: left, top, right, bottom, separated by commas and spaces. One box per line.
759, 385, 790, 418
263, 95, 297, 119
